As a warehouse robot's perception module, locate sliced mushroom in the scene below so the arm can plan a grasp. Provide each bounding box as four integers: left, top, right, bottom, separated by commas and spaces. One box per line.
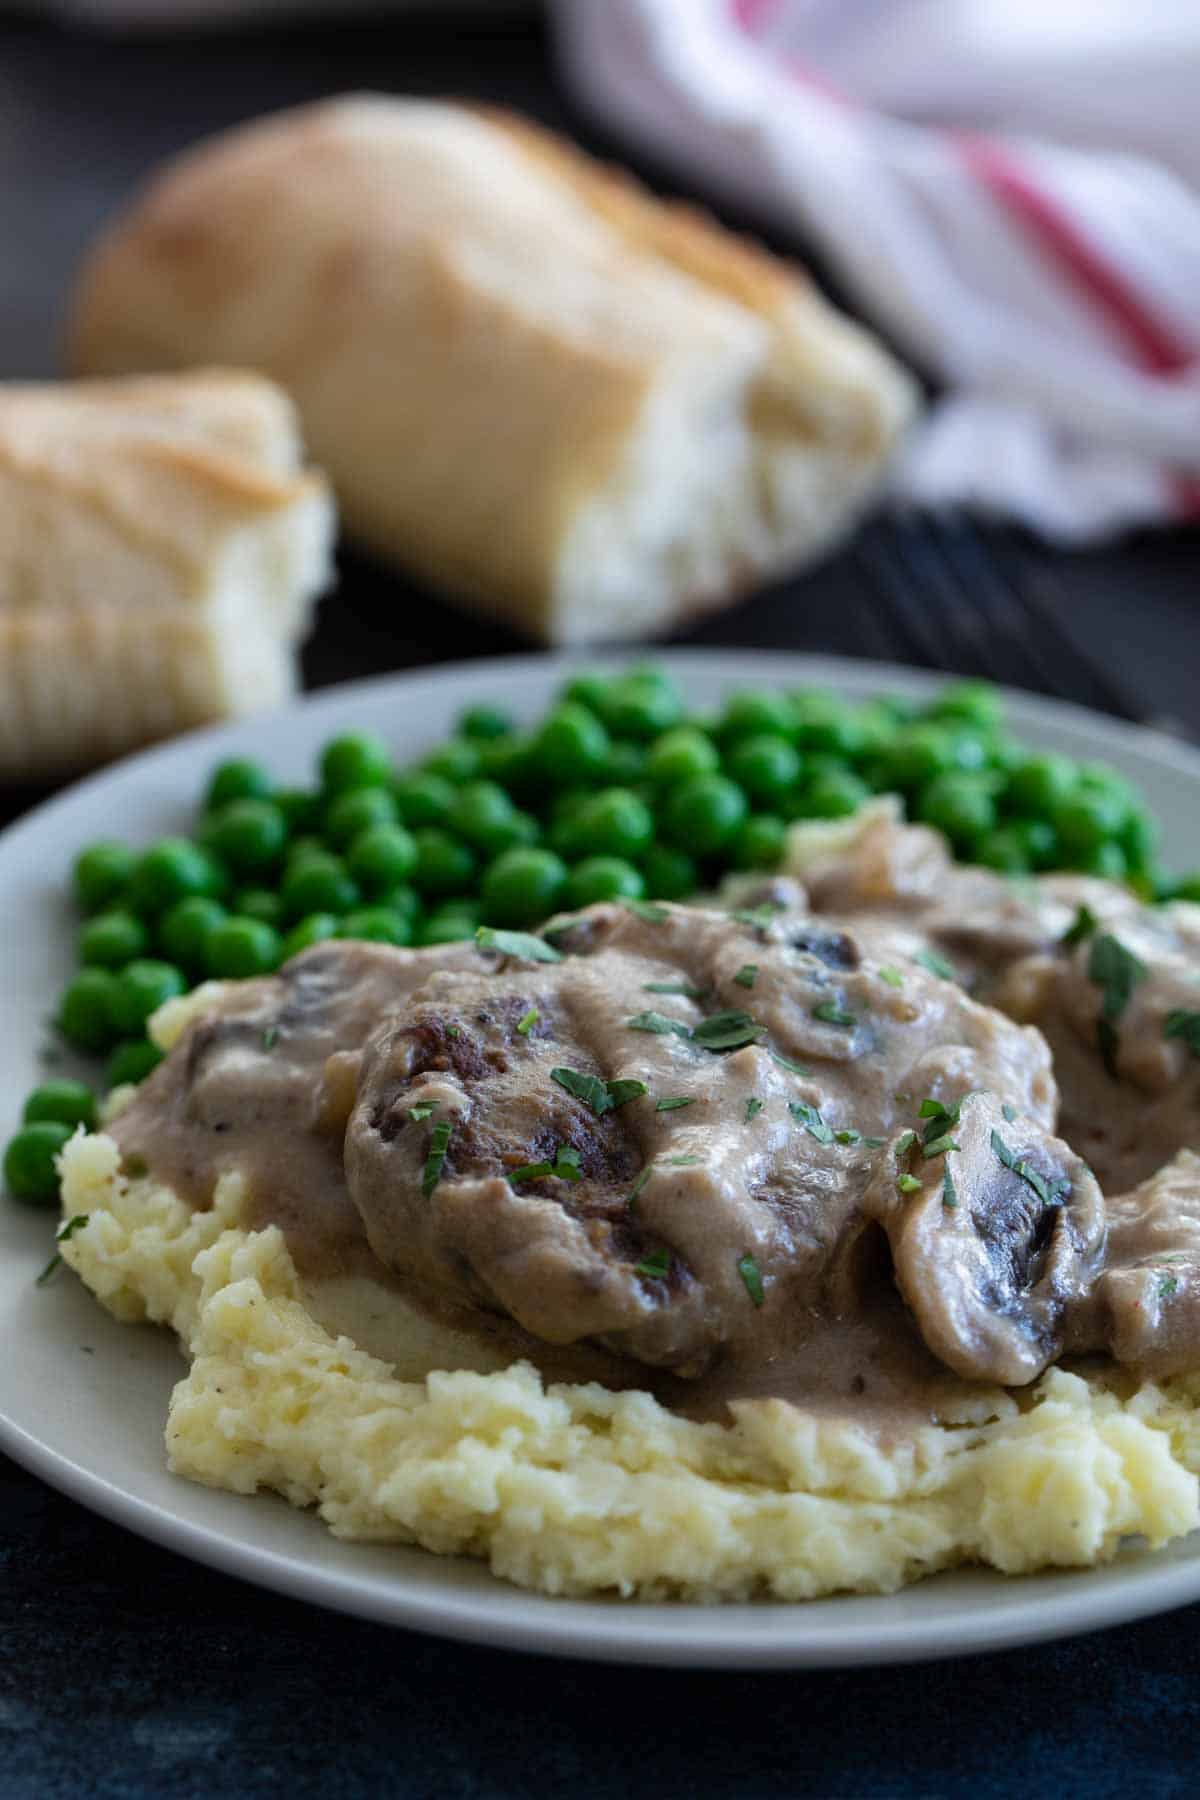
864, 1094, 1105, 1385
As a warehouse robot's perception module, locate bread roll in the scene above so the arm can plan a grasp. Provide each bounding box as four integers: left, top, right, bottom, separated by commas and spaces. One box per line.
69, 96, 916, 645
0, 371, 334, 777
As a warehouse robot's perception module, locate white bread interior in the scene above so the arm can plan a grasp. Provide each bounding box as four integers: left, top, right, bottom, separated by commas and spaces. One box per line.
0, 370, 335, 775
69, 96, 917, 645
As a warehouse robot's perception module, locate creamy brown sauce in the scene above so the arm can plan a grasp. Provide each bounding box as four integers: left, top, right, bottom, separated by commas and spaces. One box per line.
111, 820, 1200, 1430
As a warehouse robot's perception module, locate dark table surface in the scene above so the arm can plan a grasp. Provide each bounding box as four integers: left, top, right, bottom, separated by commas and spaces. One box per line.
2, 11, 1200, 1798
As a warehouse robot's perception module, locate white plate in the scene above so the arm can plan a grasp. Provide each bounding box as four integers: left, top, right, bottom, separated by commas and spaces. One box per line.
4, 649, 1200, 1669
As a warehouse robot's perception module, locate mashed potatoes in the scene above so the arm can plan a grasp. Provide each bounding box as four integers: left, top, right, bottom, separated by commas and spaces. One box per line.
58, 1129, 1200, 1602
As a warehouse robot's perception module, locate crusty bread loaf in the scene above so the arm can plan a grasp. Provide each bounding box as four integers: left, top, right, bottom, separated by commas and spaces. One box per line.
69, 96, 916, 645
0, 370, 335, 776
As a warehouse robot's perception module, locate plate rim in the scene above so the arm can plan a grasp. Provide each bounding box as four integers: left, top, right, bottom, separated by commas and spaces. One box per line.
5, 646, 1200, 1669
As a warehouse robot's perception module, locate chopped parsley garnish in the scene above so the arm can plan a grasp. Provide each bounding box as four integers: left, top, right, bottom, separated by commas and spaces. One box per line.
737, 1253, 765, 1307
1087, 933, 1147, 1079
626, 1011, 692, 1038
36, 1213, 90, 1287
1159, 1274, 1180, 1299
627, 1166, 653, 1207
1001, 1102, 1017, 1123
655, 1096, 694, 1112
551, 1068, 648, 1115
421, 1119, 453, 1196
516, 1007, 539, 1036
734, 964, 758, 990
408, 1101, 438, 1123
509, 1146, 582, 1185
635, 1248, 671, 1280
262, 1025, 279, 1051
475, 926, 563, 963
624, 899, 670, 924
1165, 1010, 1200, 1058
446, 1025, 461, 1039
835, 1128, 862, 1145
643, 981, 705, 1000
897, 1174, 923, 1194
862, 1136, 886, 1149
693, 1010, 763, 1051
1062, 903, 1099, 947
789, 1100, 834, 1145
942, 1162, 958, 1210
894, 1129, 917, 1159
990, 1130, 1070, 1209
879, 966, 904, 988
812, 1000, 856, 1029
918, 1096, 965, 1158
914, 948, 955, 981
770, 1050, 811, 1077
730, 903, 784, 934
745, 1097, 764, 1122
665, 1154, 702, 1167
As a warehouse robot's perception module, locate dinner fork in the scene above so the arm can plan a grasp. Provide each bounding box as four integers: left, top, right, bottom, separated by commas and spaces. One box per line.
852, 511, 1148, 724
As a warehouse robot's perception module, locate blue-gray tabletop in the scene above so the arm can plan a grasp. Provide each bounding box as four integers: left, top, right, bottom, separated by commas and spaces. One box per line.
2, 11, 1199, 1797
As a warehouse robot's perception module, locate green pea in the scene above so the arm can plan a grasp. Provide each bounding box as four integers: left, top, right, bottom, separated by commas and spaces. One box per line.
58, 969, 121, 1052
78, 909, 148, 970
415, 910, 479, 946
323, 786, 398, 848
475, 736, 535, 792
450, 781, 519, 853
23, 1080, 97, 1132
562, 856, 645, 908
458, 703, 515, 742
203, 800, 287, 876
421, 740, 480, 785
646, 728, 720, 788
529, 704, 610, 784
725, 735, 801, 804
1008, 753, 1078, 816
284, 836, 326, 869
130, 838, 224, 917
790, 692, 869, 759
662, 775, 747, 854
926, 681, 1005, 733
880, 725, 960, 791
273, 787, 322, 836
281, 853, 360, 921
109, 960, 186, 1036
1080, 841, 1128, 881
1055, 789, 1129, 856
718, 689, 797, 744
917, 773, 998, 849
106, 1040, 165, 1088
205, 918, 282, 980
158, 896, 227, 973
376, 883, 422, 925
570, 788, 655, 860
1121, 810, 1158, 875
204, 758, 273, 811
339, 907, 413, 946
597, 674, 683, 743
602, 741, 647, 787
393, 771, 456, 828
234, 888, 284, 929
280, 913, 341, 960
4, 1121, 72, 1206
975, 827, 1032, 875
411, 829, 477, 897
561, 673, 610, 712
320, 731, 393, 793
1011, 818, 1060, 871
640, 844, 697, 901
729, 814, 787, 870
346, 823, 419, 894
480, 847, 567, 926
73, 841, 137, 914
797, 768, 871, 820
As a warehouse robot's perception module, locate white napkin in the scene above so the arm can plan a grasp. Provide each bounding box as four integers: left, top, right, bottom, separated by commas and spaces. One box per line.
554, 0, 1200, 541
